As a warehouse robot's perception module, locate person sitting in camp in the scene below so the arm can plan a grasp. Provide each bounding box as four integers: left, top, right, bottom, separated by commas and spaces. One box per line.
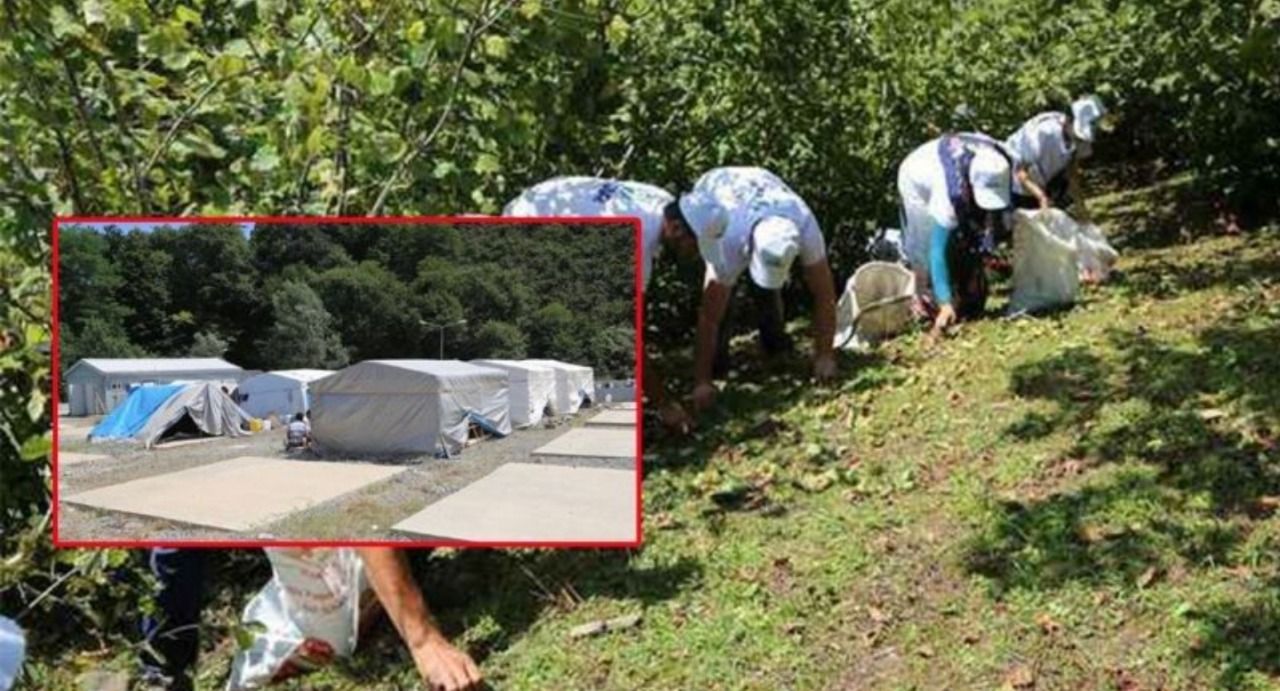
285, 412, 311, 451
503, 176, 703, 433
668, 167, 838, 414
897, 132, 1014, 335
1005, 95, 1106, 220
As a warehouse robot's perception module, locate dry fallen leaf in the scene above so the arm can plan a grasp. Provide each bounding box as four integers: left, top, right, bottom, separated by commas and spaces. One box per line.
917, 644, 935, 658
867, 606, 891, 624
1003, 663, 1036, 689
1035, 612, 1062, 635
1136, 567, 1159, 589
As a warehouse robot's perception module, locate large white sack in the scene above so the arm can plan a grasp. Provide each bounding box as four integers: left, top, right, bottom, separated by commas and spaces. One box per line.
834, 261, 916, 350
227, 548, 368, 690
1009, 209, 1081, 314
1075, 221, 1119, 282
0, 616, 24, 691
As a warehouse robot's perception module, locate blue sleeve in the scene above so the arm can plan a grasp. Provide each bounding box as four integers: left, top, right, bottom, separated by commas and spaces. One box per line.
929, 221, 953, 305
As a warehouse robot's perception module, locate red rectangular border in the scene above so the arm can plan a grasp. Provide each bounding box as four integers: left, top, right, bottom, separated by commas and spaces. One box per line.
51, 215, 644, 550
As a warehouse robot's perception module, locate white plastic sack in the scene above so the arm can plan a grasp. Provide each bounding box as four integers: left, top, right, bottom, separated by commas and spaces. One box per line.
1009, 209, 1081, 314
227, 548, 368, 690
1075, 221, 1119, 282
834, 261, 917, 350
0, 616, 24, 691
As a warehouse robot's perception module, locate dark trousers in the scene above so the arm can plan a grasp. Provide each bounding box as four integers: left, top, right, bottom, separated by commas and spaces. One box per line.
140, 549, 209, 690
713, 281, 792, 378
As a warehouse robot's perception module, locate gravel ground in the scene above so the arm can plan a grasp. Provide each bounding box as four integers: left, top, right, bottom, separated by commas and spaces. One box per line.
56, 406, 637, 542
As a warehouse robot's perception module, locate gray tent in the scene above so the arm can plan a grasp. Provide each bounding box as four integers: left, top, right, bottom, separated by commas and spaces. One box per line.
89, 382, 252, 448
310, 360, 511, 457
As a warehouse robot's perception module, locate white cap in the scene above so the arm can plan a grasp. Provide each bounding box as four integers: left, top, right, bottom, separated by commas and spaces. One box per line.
678, 189, 730, 273
1071, 95, 1105, 142
968, 147, 1012, 211
749, 217, 801, 289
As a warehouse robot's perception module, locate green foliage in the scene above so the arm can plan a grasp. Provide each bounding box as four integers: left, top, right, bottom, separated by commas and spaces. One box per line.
258, 279, 348, 368
186, 329, 230, 357
468, 320, 527, 359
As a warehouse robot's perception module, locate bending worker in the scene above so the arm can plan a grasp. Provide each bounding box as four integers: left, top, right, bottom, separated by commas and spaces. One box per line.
897, 132, 1014, 333
1005, 95, 1106, 219
503, 176, 701, 431
669, 166, 838, 414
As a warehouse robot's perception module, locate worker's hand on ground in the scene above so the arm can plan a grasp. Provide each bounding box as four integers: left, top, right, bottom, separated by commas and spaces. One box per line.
659, 401, 693, 435
692, 382, 717, 412
812, 353, 837, 382
931, 303, 957, 337
410, 634, 482, 691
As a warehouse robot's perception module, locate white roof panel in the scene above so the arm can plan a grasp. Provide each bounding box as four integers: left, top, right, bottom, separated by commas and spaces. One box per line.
75, 358, 243, 375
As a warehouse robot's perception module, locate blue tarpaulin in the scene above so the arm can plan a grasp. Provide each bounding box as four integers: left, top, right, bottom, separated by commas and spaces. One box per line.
89, 384, 185, 441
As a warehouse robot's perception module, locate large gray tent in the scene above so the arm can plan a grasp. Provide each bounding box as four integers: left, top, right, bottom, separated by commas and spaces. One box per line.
310, 360, 512, 457
65, 358, 244, 416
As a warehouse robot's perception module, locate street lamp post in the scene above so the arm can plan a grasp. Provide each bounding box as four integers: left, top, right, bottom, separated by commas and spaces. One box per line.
421, 319, 468, 358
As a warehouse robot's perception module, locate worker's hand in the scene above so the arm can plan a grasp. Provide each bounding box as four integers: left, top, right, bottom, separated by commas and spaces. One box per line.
1038, 194, 1053, 211
659, 401, 693, 435
692, 381, 717, 412
410, 633, 482, 691
812, 353, 837, 382
931, 303, 957, 337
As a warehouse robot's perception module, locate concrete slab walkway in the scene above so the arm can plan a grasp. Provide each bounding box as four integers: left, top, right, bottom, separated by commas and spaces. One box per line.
392, 463, 636, 542
532, 427, 635, 459
585, 409, 636, 427
64, 456, 406, 532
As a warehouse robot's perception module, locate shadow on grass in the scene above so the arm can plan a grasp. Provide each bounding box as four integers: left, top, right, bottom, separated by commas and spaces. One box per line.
1188, 576, 1280, 690
1112, 231, 1280, 303
967, 305, 1280, 685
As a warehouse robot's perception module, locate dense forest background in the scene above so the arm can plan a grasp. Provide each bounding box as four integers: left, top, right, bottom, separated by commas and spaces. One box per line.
2, 0, 1278, 681
58, 223, 636, 379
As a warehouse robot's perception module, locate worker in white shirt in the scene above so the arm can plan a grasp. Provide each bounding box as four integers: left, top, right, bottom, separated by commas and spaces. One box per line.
669, 167, 838, 414
503, 176, 701, 432
897, 133, 1014, 334
1005, 95, 1106, 219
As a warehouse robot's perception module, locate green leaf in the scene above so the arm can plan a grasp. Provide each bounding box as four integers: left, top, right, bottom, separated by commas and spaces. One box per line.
20, 434, 51, 461
224, 39, 254, 57
28, 389, 47, 422
174, 5, 202, 27
433, 161, 458, 178
305, 127, 329, 156
250, 144, 281, 172
519, 0, 542, 19
473, 153, 501, 174
606, 15, 630, 45
405, 19, 426, 43
50, 5, 84, 39
82, 0, 107, 26
483, 35, 509, 59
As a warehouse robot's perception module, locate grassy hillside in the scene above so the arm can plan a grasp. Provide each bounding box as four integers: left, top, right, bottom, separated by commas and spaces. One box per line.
30, 176, 1280, 689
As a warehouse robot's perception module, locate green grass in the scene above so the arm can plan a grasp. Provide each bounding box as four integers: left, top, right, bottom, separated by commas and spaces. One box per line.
32, 178, 1280, 689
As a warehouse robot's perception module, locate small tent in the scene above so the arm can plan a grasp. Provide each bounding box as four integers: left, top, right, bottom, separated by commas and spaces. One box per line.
235, 369, 333, 420
89, 382, 252, 448
522, 359, 595, 415
310, 360, 511, 456
471, 360, 556, 427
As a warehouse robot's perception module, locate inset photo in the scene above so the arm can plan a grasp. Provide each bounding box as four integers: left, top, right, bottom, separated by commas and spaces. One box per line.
53, 218, 640, 546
